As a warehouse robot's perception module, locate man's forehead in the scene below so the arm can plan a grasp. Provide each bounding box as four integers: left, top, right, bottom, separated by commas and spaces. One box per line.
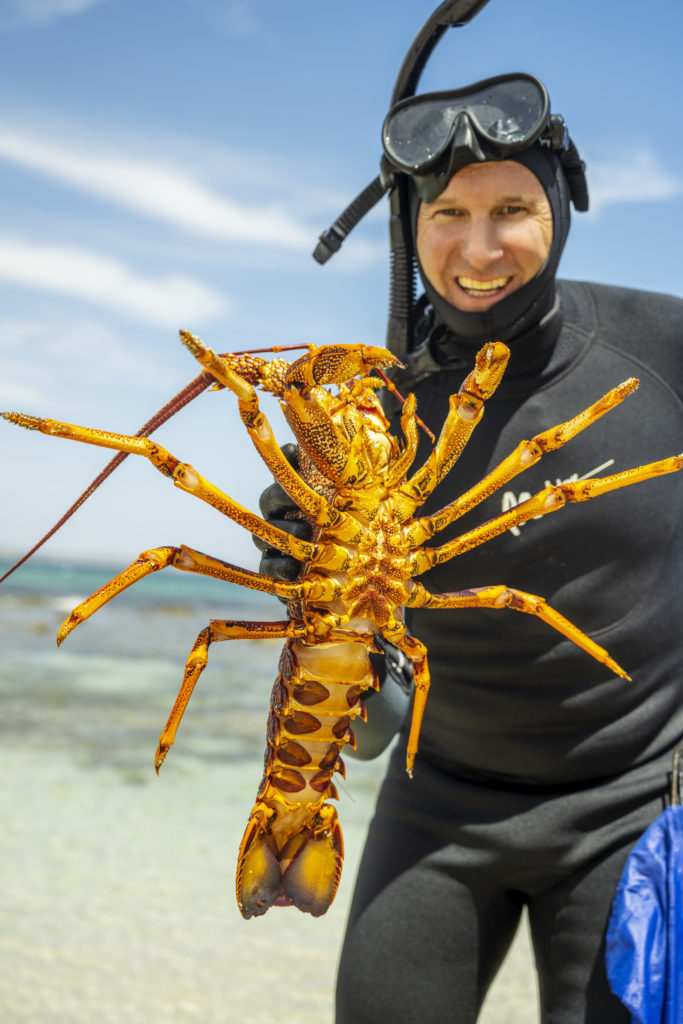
434, 160, 546, 201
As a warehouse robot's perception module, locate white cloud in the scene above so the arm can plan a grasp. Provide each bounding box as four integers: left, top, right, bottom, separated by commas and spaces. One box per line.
0, 374, 43, 407
0, 314, 187, 413
586, 149, 683, 214
0, 236, 228, 327
0, 0, 103, 30
189, 0, 260, 36
0, 127, 313, 249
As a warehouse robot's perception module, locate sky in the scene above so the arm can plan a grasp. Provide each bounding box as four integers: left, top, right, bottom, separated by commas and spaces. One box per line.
1, 0, 681, 572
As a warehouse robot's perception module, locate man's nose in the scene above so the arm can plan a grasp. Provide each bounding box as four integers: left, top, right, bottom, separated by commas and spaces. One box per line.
461, 217, 504, 269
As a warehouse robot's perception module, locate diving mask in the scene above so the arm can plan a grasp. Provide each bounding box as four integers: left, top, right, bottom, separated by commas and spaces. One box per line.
382, 73, 570, 203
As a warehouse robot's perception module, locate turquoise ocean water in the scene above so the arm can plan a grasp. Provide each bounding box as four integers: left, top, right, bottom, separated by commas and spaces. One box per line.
0, 554, 290, 777
0, 554, 392, 1023
0, 556, 535, 1024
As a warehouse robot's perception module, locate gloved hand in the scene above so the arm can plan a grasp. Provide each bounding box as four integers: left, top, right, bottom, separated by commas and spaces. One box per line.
252, 444, 312, 582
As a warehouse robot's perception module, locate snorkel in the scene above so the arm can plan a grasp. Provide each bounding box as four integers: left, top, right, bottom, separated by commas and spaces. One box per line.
314, 0, 589, 359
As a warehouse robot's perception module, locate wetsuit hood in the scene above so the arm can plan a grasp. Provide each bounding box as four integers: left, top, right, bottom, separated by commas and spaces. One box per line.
413, 143, 572, 352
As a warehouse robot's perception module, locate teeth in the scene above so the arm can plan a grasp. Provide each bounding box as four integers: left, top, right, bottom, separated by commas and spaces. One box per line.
457, 276, 510, 293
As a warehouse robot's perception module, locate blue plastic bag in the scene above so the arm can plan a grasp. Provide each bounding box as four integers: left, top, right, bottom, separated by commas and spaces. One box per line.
606, 748, 683, 1023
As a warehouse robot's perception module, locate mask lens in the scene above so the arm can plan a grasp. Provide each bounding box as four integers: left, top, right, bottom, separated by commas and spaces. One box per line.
383, 75, 548, 171
472, 78, 545, 143
383, 102, 455, 169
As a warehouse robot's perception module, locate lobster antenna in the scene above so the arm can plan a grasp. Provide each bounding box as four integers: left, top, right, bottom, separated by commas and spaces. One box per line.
1, 344, 431, 584
373, 367, 435, 442
0, 370, 213, 585
231, 343, 312, 356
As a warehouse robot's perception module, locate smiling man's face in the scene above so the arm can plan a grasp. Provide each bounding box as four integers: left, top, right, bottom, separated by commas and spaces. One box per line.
415, 160, 553, 312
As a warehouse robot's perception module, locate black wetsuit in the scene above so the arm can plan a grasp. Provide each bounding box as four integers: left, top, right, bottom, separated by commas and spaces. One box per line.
336, 279, 683, 1023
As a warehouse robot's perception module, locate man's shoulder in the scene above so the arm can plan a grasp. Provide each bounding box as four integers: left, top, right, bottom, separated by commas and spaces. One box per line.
559, 278, 683, 317
557, 280, 682, 399
558, 279, 683, 344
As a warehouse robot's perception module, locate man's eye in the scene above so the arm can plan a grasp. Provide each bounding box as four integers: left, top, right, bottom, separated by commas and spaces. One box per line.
501, 205, 526, 215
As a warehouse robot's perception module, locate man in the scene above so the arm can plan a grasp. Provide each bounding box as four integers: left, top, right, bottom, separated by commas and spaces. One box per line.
258, 74, 683, 1022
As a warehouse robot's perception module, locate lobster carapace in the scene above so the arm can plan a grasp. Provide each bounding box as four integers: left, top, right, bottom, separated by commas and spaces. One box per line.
3, 335, 682, 917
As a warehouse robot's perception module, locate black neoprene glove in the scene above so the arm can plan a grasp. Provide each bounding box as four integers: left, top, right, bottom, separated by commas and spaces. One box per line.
252, 444, 312, 582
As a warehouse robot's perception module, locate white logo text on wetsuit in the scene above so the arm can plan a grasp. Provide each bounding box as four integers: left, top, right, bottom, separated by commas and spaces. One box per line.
501, 459, 615, 537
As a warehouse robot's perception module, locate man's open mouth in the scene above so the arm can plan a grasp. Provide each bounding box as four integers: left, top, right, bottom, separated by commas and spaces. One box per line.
456, 275, 512, 297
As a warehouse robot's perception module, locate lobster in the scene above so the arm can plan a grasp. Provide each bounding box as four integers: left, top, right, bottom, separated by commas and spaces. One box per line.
3, 333, 682, 918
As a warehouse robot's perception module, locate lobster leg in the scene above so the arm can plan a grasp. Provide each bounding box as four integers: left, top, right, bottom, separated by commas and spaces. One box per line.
406, 582, 628, 679
1, 411, 352, 563
409, 453, 683, 575
384, 393, 421, 490
401, 342, 509, 509
407, 377, 641, 544
155, 618, 304, 771
387, 633, 431, 777
56, 544, 320, 645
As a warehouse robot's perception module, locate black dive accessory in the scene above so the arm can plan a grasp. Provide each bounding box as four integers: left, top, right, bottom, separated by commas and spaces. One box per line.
313, 0, 588, 360
382, 73, 567, 203
313, 0, 491, 265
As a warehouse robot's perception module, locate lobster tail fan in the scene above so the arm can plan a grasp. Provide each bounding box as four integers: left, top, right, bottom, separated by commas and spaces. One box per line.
281, 808, 344, 916
236, 816, 283, 919
236, 807, 343, 919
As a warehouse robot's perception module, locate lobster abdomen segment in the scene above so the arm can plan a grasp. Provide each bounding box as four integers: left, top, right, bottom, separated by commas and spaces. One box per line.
235, 639, 373, 918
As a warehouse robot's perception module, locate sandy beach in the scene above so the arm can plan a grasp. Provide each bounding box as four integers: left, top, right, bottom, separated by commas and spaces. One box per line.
0, 565, 538, 1023
0, 748, 538, 1024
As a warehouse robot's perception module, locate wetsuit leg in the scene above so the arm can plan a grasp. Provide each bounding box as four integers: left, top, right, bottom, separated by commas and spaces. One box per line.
336, 806, 523, 1024
528, 843, 632, 1024
337, 740, 667, 1024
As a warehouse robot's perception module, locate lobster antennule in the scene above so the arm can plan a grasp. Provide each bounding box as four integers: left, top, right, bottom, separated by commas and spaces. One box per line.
285, 344, 403, 390
236, 804, 343, 919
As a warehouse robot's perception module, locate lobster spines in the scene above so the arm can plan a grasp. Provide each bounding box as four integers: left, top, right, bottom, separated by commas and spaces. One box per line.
285, 344, 402, 391
467, 342, 510, 401
221, 353, 290, 395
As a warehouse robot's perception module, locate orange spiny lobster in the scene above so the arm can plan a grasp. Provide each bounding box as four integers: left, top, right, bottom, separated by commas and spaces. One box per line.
3, 333, 683, 918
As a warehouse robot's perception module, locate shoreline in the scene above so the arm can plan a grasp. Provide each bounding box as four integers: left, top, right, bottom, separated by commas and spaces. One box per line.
1, 741, 537, 1023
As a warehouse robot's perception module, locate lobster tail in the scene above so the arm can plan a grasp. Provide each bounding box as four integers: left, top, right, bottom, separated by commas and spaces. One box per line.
235, 638, 374, 918
236, 802, 343, 918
